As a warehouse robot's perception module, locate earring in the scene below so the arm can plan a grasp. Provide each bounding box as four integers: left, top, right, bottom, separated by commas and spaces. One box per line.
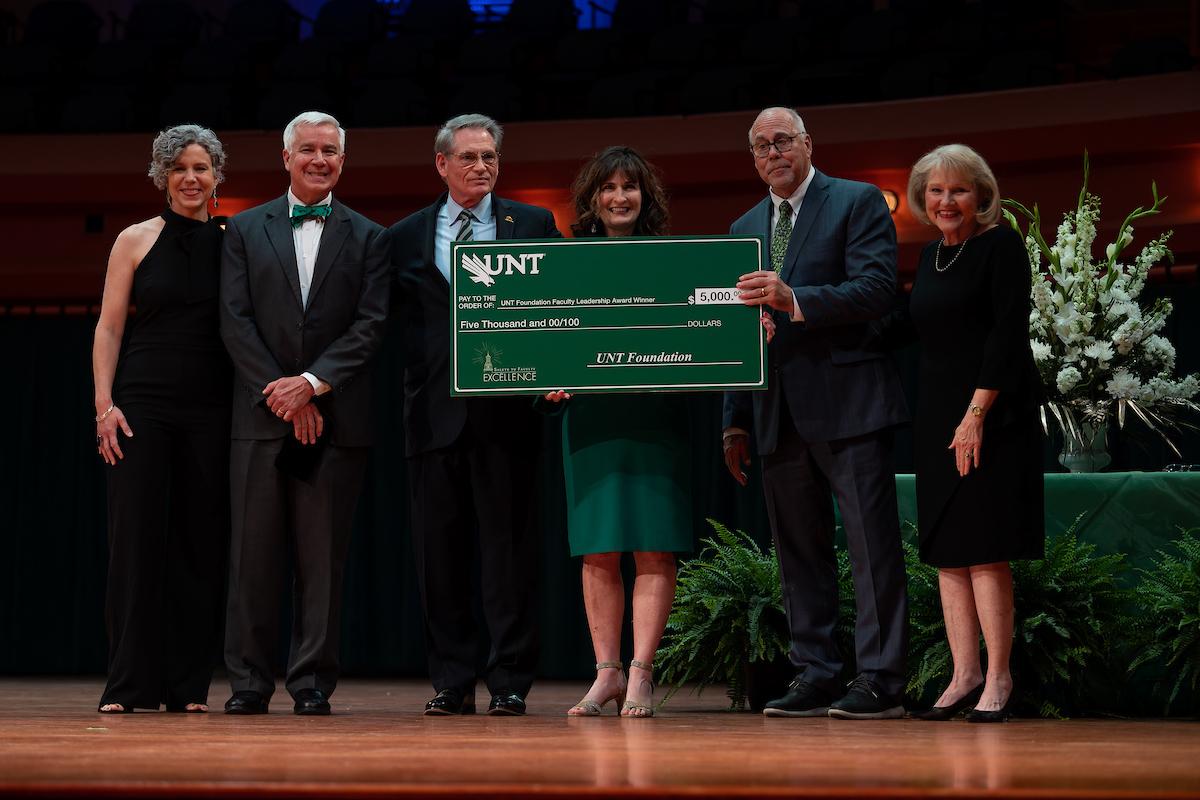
211, 189, 219, 209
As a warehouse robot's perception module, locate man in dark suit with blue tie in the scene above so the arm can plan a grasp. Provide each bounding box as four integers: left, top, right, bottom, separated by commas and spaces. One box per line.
388, 114, 561, 716
723, 107, 909, 719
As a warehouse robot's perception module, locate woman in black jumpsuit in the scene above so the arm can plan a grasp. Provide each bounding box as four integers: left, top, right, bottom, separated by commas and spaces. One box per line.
92, 125, 230, 712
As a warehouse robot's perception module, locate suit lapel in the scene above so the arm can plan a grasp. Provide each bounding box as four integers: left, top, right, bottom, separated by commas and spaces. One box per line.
427, 194, 450, 292
780, 170, 830, 284
494, 195, 515, 240
307, 201, 350, 308
751, 197, 772, 269
264, 196, 303, 310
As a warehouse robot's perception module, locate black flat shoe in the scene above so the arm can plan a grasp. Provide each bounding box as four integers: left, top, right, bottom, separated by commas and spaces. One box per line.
225, 690, 269, 715
293, 688, 331, 716
487, 693, 527, 716
424, 689, 476, 716
967, 694, 1015, 723
913, 683, 984, 721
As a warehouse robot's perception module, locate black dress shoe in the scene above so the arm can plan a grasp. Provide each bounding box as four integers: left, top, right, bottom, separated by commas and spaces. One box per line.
762, 677, 834, 718
293, 688, 331, 716
914, 683, 984, 721
828, 675, 905, 720
224, 691, 268, 715
424, 689, 475, 716
487, 693, 527, 716
967, 693, 1015, 723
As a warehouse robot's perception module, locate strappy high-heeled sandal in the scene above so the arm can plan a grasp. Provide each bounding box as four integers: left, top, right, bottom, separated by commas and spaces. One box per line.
621, 659, 655, 718
568, 661, 626, 716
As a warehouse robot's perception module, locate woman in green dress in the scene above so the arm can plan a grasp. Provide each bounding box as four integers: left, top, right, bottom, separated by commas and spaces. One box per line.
546, 146, 690, 718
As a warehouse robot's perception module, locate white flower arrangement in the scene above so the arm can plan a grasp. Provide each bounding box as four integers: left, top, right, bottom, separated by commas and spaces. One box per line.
1004, 153, 1199, 458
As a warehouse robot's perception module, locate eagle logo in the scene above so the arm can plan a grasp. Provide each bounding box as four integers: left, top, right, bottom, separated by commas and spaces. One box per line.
461, 253, 496, 287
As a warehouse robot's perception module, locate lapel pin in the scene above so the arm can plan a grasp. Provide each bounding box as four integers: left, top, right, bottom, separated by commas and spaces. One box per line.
504, 215, 514, 223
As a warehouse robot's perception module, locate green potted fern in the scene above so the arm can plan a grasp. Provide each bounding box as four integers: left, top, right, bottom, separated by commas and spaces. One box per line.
904, 516, 1129, 717
656, 520, 790, 711
1129, 529, 1200, 715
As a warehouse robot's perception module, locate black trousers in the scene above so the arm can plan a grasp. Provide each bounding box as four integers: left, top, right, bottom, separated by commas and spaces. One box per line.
408, 438, 539, 698
101, 404, 229, 710
761, 415, 908, 697
223, 438, 367, 701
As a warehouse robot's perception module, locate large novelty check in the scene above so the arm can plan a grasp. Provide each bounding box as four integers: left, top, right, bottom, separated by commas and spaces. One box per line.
450, 236, 767, 396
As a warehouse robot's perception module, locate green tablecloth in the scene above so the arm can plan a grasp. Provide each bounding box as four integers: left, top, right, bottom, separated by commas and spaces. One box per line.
895, 472, 1200, 571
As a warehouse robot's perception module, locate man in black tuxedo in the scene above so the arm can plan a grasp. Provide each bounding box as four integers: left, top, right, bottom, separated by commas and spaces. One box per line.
388, 113, 560, 716
219, 111, 391, 716
723, 107, 910, 719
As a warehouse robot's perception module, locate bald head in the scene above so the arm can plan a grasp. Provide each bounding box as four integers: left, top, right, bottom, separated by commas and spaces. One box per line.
748, 107, 813, 198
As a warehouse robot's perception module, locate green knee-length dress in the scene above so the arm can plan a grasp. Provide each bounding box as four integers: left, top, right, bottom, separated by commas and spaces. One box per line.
562, 393, 693, 556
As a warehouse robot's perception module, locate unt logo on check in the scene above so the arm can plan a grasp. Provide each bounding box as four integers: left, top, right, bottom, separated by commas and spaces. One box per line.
461, 253, 546, 286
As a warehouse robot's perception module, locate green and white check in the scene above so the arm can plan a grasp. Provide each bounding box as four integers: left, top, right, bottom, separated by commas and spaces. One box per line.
450, 235, 767, 396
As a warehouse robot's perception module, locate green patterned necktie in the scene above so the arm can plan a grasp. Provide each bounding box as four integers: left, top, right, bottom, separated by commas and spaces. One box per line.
771, 199, 793, 273
291, 203, 331, 228
455, 209, 476, 241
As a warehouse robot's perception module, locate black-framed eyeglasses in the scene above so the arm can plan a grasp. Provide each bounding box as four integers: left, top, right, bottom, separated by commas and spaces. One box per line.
750, 134, 805, 159
452, 150, 500, 167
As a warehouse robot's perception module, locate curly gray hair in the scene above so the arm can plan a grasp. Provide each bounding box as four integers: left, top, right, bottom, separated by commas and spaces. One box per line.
147, 124, 226, 190
434, 113, 503, 156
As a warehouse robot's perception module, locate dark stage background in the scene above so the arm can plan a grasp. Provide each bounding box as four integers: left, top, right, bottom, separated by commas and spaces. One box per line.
3, 279, 1197, 680
2, 0, 1197, 684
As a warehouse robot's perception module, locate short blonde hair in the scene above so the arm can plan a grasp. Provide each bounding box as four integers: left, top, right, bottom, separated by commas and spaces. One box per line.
907, 143, 1001, 227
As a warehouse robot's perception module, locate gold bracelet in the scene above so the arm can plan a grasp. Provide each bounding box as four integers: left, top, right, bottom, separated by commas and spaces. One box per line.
95, 403, 114, 422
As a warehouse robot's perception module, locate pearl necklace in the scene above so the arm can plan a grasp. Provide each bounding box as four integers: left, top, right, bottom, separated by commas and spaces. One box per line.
934, 234, 971, 272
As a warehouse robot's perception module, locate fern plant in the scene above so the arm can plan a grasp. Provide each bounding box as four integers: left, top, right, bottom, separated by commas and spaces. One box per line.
902, 517, 1128, 717
656, 519, 789, 710
1010, 516, 1130, 717
903, 532, 950, 705
1128, 528, 1200, 714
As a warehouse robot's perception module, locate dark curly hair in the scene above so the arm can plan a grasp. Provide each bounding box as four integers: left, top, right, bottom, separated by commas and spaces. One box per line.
570, 146, 669, 237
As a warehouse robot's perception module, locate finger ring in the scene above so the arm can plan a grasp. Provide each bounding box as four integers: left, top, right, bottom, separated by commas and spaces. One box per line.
761, 287, 767, 297
95, 435, 101, 444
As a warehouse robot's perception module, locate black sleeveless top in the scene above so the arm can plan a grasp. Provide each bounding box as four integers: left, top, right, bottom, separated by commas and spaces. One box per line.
113, 209, 230, 409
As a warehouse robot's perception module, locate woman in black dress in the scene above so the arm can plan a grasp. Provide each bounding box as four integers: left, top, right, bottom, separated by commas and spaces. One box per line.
92, 125, 231, 713
904, 145, 1043, 722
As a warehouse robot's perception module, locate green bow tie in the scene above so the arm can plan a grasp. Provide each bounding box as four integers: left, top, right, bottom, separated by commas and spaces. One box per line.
291, 204, 331, 227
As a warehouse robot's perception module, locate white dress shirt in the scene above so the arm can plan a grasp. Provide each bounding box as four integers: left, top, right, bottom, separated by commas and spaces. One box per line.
723, 165, 818, 443
287, 189, 332, 396
768, 165, 815, 322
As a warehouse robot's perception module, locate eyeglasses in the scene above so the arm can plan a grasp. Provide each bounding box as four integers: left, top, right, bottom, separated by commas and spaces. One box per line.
750, 134, 805, 159
452, 150, 499, 167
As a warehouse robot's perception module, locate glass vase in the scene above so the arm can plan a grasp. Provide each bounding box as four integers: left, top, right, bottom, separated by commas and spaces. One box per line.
1058, 420, 1111, 473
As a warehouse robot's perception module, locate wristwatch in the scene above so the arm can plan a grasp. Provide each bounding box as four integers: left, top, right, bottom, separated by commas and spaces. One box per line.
969, 404, 984, 417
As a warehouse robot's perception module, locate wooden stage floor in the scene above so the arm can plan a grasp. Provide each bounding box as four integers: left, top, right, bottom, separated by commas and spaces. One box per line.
0, 679, 1197, 800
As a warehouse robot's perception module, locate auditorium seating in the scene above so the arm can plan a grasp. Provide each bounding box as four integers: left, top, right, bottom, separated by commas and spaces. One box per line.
0, 0, 1191, 133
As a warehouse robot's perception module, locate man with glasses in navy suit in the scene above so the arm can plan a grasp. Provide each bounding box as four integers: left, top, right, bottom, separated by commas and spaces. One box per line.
723, 107, 910, 720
